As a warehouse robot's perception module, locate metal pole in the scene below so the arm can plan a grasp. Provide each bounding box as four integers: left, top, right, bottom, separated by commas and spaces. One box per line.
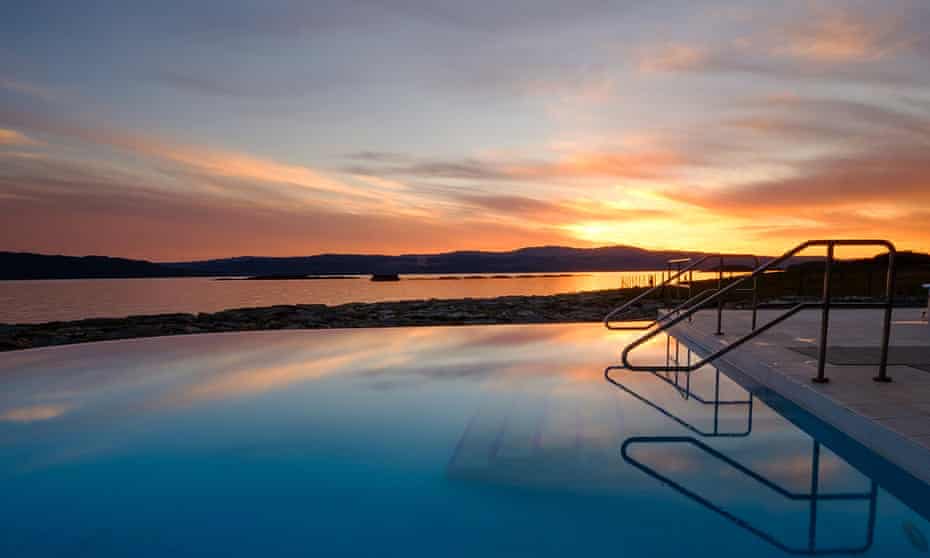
752, 256, 759, 331
688, 269, 694, 323
875, 249, 896, 382
715, 254, 724, 335
813, 243, 834, 383
663, 263, 670, 308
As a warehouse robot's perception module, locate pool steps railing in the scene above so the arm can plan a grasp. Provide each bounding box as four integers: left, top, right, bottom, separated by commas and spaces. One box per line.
606, 240, 897, 384
604, 254, 760, 331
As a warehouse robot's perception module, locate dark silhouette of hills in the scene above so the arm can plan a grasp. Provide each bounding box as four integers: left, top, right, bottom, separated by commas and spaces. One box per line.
3, 245, 919, 280
0, 252, 187, 280
164, 246, 766, 276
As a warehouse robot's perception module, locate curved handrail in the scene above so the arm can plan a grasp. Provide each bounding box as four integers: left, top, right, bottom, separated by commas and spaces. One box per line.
618, 240, 897, 381
604, 255, 715, 329
605, 253, 760, 331
611, 286, 719, 331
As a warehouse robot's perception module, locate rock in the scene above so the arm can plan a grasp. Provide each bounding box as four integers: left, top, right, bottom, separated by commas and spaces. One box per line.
0, 287, 664, 352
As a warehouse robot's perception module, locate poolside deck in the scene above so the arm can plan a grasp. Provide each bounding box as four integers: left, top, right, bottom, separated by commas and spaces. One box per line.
670, 308, 930, 484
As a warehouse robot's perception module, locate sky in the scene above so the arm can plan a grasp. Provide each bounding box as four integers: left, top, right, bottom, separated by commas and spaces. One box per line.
1, 0, 929, 261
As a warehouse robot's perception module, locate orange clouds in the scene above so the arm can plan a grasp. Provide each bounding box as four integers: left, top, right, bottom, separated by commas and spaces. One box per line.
346, 147, 691, 183
0, 403, 71, 422
637, 44, 710, 73
0, 128, 39, 146
502, 150, 689, 181
0, 109, 461, 241
634, 4, 926, 87
777, 10, 910, 62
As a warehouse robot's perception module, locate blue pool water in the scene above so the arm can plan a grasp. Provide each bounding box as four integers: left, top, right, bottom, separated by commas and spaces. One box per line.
0, 324, 928, 557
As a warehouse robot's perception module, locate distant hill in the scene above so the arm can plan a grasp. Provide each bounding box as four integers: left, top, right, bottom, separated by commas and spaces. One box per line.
761, 251, 930, 299
787, 250, 930, 272
164, 246, 766, 276
0, 252, 187, 280
0, 245, 866, 280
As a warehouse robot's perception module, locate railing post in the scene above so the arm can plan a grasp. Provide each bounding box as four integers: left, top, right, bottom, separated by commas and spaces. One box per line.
874, 248, 896, 382
663, 263, 669, 308
813, 243, 834, 383
751, 256, 759, 332
715, 255, 724, 335
688, 269, 694, 323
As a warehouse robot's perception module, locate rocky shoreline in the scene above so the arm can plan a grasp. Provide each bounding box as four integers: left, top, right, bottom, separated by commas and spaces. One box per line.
0, 288, 658, 352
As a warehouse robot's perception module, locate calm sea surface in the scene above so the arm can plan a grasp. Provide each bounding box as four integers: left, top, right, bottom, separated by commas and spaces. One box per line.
0, 271, 727, 324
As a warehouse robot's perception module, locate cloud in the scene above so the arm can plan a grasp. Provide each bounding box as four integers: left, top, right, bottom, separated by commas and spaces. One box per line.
0, 109, 405, 212
663, 93, 930, 215
0, 152, 579, 259
0, 404, 70, 422
635, 3, 930, 86
345, 148, 693, 182
454, 194, 668, 224
0, 77, 57, 101
0, 128, 39, 146
637, 42, 924, 86
637, 44, 710, 73
720, 96, 930, 155
3, 110, 644, 258
775, 8, 918, 63
677, 146, 930, 212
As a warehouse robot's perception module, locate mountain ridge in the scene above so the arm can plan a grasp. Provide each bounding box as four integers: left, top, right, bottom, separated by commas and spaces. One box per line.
0, 245, 897, 280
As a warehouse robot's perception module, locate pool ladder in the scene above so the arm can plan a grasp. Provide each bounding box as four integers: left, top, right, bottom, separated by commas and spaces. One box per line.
604, 240, 898, 384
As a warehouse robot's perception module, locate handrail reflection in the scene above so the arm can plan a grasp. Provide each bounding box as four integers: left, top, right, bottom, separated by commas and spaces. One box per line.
622, 437, 877, 555
605, 362, 753, 438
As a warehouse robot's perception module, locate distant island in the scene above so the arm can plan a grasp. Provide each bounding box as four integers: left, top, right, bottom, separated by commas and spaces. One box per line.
1, 245, 795, 280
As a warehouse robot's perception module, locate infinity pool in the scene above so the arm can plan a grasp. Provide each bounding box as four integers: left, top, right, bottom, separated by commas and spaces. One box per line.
1, 324, 928, 557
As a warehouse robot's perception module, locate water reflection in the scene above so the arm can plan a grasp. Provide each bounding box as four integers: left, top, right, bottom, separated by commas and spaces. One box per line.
1, 325, 928, 557
605, 365, 754, 438
603, 348, 911, 555
2, 271, 723, 324
447, 384, 625, 491
623, 437, 877, 555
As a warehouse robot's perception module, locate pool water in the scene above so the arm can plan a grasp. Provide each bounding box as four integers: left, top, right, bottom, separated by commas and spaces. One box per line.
0, 324, 928, 557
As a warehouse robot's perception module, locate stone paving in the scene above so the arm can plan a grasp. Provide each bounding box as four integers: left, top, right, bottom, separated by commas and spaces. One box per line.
668, 308, 930, 484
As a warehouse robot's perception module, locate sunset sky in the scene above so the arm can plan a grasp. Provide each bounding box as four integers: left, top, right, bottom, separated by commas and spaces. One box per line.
1, 0, 929, 260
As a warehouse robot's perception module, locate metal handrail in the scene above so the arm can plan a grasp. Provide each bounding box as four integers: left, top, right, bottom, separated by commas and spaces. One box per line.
604, 254, 759, 331
604, 255, 713, 329
616, 240, 897, 383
